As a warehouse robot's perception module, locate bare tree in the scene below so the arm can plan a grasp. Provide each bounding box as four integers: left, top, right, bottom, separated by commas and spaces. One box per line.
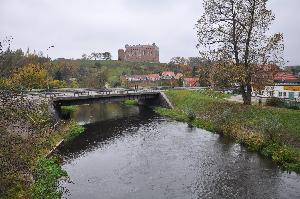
196, 0, 284, 104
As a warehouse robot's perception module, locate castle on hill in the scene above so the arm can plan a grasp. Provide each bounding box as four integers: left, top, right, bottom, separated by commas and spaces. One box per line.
118, 43, 159, 63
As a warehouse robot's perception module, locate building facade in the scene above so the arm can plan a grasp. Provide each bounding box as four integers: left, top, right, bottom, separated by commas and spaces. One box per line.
118, 43, 159, 63
258, 72, 300, 100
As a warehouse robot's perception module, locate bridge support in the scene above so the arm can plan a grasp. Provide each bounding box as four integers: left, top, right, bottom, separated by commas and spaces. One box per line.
138, 92, 173, 108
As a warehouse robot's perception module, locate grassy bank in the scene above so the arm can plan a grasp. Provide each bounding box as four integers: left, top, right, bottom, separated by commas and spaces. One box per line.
63, 122, 85, 142
31, 157, 67, 199
155, 90, 300, 173
0, 98, 85, 198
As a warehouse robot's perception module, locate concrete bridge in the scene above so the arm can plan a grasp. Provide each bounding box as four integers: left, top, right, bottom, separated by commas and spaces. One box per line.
48, 89, 173, 109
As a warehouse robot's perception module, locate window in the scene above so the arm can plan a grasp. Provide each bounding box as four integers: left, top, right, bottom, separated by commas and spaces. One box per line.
283, 92, 286, 97
279, 92, 282, 97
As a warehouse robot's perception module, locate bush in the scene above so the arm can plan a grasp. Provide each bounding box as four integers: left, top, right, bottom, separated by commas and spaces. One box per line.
186, 109, 196, 122
259, 116, 283, 142
261, 143, 300, 172
31, 157, 67, 199
60, 106, 78, 119
266, 97, 285, 108
64, 123, 85, 142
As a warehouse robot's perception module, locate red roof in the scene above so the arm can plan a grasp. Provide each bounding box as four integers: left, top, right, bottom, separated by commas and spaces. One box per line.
274, 72, 298, 81
184, 78, 199, 87
162, 71, 175, 77
147, 74, 160, 79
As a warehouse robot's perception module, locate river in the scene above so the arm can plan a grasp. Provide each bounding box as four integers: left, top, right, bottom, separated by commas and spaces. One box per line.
59, 103, 300, 199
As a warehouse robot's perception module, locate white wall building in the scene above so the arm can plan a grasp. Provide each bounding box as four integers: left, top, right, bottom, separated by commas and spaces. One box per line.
260, 85, 300, 100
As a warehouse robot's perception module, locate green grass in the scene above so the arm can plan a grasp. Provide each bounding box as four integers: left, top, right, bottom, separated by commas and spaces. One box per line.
60, 106, 78, 118
156, 90, 300, 173
31, 157, 67, 199
122, 99, 139, 106
64, 122, 85, 142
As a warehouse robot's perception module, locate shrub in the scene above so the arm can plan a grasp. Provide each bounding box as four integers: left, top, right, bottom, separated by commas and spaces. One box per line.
64, 123, 85, 142
266, 97, 285, 108
259, 116, 283, 142
261, 143, 300, 171
60, 106, 78, 119
261, 143, 278, 157
243, 132, 266, 151
186, 109, 196, 124
31, 157, 67, 199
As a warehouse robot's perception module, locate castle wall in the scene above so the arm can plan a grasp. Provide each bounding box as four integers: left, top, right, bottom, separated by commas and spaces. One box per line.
118, 44, 159, 63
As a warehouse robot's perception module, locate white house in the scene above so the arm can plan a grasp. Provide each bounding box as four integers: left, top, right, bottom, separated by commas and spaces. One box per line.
258, 72, 300, 100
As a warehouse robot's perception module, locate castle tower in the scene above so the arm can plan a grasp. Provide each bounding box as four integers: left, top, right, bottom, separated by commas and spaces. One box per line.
118, 49, 125, 61
117, 43, 159, 63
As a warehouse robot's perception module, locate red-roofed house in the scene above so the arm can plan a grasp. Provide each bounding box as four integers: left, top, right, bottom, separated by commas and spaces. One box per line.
274, 72, 299, 84
258, 71, 300, 99
126, 75, 147, 82
147, 74, 160, 81
183, 78, 199, 87
161, 71, 175, 79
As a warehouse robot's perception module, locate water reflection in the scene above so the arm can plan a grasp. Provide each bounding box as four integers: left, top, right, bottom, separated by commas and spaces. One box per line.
72, 103, 141, 125
59, 103, 300, 199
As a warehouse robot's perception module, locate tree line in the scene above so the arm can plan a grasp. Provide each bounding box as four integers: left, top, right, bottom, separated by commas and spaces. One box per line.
82, 52, 112, 61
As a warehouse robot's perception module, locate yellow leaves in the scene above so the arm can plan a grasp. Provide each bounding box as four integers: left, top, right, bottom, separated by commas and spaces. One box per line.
70, 80, 79, 88
49, 80, 67, 89
8, 64, 48, 90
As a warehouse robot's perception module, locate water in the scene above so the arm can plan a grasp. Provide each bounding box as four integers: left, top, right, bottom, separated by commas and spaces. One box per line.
59, 103, 300, 199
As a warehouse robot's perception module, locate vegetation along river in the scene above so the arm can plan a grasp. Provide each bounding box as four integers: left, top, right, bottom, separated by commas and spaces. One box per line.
59, 103, 300, 199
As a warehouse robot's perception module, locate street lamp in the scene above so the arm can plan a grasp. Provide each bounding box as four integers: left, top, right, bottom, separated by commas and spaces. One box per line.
46, 45, 55, 59
46, 45, 54, 91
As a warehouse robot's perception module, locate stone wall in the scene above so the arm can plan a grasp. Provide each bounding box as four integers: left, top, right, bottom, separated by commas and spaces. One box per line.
118, 43, 159, 63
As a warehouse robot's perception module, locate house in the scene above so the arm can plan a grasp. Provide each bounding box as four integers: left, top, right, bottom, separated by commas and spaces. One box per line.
161, 71, 175, 80
146, 74, 160, 81
126, 75, 148, 82
183, 78, 199, 87
175, 73, 183, 80
259, 72, 300, 99
273, 72, 300, 85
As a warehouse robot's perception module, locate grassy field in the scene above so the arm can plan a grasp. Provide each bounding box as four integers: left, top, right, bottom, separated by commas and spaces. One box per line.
156, 90, 300, 172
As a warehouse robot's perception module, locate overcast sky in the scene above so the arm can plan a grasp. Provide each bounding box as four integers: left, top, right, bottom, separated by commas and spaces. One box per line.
1, 0, 299, 65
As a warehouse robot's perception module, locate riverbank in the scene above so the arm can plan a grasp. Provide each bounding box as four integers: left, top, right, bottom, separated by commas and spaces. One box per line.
0, 97, 84, 198
155, 90, 300, 173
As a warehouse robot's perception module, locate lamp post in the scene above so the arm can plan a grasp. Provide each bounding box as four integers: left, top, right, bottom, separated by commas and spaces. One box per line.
46, 45, 55, 59
46, 45, 54, 91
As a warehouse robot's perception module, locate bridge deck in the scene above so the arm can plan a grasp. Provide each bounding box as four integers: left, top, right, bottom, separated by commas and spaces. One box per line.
52, 91, 160, 107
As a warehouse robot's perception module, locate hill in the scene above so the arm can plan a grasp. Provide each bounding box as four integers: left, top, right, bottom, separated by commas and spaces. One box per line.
50, 59, 190, 87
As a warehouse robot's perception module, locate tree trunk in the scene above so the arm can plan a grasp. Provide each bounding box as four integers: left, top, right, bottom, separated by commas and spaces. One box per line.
240, 83, 252, 105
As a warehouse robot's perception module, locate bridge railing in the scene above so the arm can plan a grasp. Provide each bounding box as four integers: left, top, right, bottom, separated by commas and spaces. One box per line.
37, 88, 159, 99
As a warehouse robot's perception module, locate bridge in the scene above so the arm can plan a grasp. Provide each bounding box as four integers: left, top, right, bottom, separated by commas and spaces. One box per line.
46, 88, 172, 109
